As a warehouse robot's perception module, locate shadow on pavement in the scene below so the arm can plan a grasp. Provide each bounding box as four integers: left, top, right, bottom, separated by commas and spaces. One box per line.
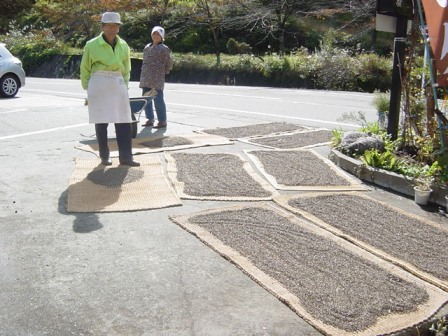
57, 189, 103, 233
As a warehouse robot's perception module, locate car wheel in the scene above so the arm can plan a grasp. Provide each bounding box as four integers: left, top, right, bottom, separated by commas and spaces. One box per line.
0, 74, 20, 98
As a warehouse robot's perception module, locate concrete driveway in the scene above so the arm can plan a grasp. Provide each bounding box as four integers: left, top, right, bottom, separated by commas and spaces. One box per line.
0, 80, 446, 336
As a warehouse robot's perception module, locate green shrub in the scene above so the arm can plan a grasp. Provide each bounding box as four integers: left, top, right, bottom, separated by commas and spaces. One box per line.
1, 29, 68, 73
357, 53, 392, 92
226, 38, 252, 55
362, 149, 402, 172
309, 49, 356, 91
331, 129, 344, 149
2, 37, 393, 93
170, 50, 392, 92
372, 90, 390, 112
428, 152, 448, 185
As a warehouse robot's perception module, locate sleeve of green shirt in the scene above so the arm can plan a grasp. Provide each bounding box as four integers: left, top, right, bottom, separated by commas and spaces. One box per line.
80, 43, 92, 91
122, 41, 131, 88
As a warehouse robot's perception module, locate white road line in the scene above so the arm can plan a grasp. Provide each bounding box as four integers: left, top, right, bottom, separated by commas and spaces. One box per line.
25, 80, 80, 86
171, 90, 283, 101
169, 88, 372, 102
168, 103, 361, 127
21, 89, 85, 97
168, 89, 374, 110
0, 123, 89, 141
22, 88, 373, 110
0, 109, 27, 114
0, 93, 360, 140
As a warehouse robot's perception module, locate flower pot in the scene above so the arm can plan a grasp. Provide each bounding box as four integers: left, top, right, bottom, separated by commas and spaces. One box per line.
414, 186, 432, 205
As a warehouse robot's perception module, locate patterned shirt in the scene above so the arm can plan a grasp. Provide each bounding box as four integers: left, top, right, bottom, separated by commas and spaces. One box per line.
139, 43, 173, 90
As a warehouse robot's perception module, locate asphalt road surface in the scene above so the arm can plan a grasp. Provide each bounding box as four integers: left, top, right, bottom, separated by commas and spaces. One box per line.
17, 78, 378, 132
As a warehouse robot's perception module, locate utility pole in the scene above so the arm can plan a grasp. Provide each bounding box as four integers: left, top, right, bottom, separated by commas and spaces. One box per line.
376, 0, 414, 140
387, 15, 408, 140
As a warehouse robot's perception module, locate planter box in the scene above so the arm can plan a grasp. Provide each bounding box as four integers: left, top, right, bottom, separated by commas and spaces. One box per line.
329, 149, 448, 207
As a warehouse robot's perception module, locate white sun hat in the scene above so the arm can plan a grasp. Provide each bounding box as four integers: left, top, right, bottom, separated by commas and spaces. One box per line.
101, 12, 122, 25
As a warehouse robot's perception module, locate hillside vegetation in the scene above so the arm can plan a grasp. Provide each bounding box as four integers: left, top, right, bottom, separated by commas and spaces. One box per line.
2, 28, 392, 92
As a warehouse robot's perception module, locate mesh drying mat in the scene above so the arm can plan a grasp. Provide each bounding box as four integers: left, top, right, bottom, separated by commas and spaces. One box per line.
241, 129, 333, 149
165, 152, 279, 200
170, 203, 448, 336
75, 133, 232, 157
245, 149, 368, 191
197, 122, 310, 140
274, 192, 448, 291
67, 157, 182, 212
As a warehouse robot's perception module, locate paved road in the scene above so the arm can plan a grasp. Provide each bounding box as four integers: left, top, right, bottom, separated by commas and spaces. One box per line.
16, 78, 378, 132
0, 79, 446, 336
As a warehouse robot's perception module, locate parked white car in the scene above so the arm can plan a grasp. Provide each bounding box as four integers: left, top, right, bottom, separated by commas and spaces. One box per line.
0, 43, 26, 98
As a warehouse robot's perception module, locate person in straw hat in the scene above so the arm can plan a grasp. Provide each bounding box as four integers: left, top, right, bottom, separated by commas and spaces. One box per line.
80, 12, 140, 167
139, 25, 173, 129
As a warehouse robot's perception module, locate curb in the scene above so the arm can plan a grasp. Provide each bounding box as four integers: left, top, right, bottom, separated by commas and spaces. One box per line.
329, 149, 448, 208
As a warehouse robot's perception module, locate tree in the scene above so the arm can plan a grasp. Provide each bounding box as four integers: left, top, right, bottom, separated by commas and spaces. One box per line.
169, 0, 241, 65
7, 0, 380, 56
32, 0, 153, 45
0, 0, 35, 34
235, 0, 353, 54
343, 0, 377, 51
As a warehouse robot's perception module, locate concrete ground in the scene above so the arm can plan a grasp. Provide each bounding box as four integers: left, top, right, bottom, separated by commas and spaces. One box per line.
0, 81, 447, 336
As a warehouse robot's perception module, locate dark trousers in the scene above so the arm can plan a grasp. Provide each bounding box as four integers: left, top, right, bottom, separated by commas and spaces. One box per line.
95, 123, 133, 162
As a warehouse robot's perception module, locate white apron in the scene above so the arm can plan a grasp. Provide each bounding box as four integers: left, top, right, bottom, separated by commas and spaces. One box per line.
87, 71, 132, 124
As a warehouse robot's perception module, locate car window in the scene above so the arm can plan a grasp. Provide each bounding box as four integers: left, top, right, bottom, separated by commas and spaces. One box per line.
0, 45, 14, 58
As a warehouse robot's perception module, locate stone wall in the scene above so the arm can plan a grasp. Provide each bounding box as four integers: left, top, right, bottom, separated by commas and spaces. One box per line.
27, 55, 143, 82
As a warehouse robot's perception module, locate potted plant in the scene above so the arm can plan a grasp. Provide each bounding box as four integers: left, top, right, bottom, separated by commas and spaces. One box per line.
372, 90, 389, 129
413, 175, 434, 205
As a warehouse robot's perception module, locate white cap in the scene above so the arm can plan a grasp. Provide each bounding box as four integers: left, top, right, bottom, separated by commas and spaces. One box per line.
152, 26, 165, 40
101, 12, 122, 25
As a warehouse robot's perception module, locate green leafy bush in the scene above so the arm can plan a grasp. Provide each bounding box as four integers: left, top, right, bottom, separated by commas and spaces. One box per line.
331, 129, 344, 148
2, 36, 393, 93
357, 54, 392, 92
332, 121, 448, 186
372, 90, 390, 113
312, 49, 360, 91
167, 49, 390, 91
226, 38, 252, 55
362, 149, 402, 172
1, 29, 68, 73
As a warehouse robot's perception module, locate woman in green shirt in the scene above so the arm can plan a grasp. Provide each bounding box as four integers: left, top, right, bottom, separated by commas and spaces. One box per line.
80, 12, 139, 167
